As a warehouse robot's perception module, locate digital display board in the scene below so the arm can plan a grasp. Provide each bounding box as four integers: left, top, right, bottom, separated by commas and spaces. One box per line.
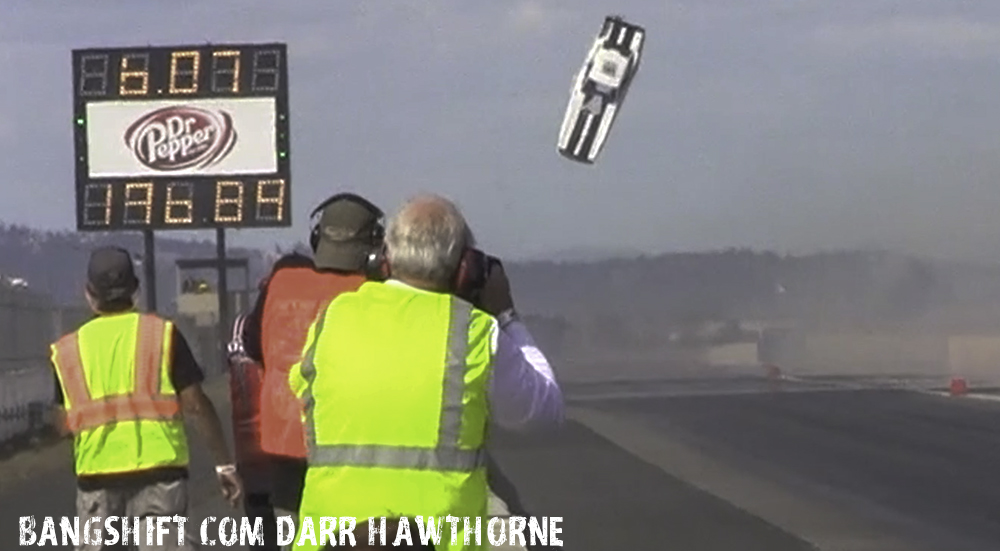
72, 43, 291, 231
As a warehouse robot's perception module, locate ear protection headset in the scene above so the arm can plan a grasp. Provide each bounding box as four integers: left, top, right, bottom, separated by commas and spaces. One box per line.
452, 247, 491, 302
379, 243, 494, 302
308, 192, 386, 278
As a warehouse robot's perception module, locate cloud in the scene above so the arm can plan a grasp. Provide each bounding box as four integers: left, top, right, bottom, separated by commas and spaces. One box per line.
7, 0, 1000, 260
668, 0, 825, 21
509, 1, 547, 32
814, 16, 1000, 58
505, 1, 575, 35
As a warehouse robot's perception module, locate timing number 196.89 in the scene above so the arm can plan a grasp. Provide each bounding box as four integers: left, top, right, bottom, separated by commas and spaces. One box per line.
82, 179, 286, 227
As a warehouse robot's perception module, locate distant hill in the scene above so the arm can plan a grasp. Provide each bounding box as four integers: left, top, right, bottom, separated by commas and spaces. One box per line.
527, 246, 649, 263
0, 224, 272, 308
507, 248, 1000, 329
3, 224, 1000, 330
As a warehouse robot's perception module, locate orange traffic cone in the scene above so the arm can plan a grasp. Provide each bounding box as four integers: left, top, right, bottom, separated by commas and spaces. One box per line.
764, 364, 782, 392
949, 377, 968, 396
765, 364, 782, 379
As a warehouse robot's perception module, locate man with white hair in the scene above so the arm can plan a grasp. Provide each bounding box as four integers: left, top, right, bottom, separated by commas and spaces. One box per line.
288, 194, 563, 551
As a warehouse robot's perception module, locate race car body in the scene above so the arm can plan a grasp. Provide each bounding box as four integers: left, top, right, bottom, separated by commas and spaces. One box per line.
558, 15, 645, 164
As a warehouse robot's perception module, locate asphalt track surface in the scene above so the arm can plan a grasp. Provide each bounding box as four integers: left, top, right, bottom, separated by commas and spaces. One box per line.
0, 379, 254, 550
493, 375, 1000, 551
4, 374, 1000, 550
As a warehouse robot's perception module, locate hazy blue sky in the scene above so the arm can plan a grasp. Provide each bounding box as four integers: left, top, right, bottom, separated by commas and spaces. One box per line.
3, 0, 1000, 260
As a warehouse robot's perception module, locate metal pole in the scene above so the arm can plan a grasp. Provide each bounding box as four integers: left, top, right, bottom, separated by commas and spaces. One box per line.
142, 230, 157, 312
216, 228, 229, 372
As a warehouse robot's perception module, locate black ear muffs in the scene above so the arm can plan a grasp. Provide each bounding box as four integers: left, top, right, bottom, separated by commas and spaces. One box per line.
453, 247, 490, 302
364, 240, 390, 281
308, 225, 321, 253
308, 192, 385, 273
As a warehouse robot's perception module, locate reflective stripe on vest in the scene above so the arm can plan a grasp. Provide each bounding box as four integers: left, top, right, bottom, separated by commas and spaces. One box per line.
300, 297, 487, 472
52, 315, 180, 432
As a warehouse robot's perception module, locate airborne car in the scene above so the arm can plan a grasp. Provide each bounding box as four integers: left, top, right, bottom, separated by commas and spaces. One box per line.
557, 15, 645, 164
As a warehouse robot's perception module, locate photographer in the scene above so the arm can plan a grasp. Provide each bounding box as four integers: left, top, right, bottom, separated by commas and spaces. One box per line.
287, 194, 564, 551
232, 192, 387, 550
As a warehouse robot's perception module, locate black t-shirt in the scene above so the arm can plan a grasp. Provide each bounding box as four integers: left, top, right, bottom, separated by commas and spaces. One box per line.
53, 320, 205, 489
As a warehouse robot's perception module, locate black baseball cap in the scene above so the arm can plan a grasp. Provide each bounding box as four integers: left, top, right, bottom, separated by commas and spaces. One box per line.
312, 194, 383, 271
86, 246, 139, 301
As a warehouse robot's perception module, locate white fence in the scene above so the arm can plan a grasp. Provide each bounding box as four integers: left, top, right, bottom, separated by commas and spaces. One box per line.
0, 285, 223, 448
0, 285, 89, 447
0, 367, 53, 444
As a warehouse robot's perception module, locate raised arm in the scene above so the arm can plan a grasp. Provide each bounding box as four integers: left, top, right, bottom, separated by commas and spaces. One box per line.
477, 260, 564, 432
488, 316, 565, 431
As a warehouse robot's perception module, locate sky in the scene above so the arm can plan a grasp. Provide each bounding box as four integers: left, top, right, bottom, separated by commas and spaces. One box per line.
3, 0, 1000, 261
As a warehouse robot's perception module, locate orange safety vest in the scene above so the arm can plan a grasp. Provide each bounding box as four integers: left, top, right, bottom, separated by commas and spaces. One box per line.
259, 267, 365, 458
52, 314, 180, 433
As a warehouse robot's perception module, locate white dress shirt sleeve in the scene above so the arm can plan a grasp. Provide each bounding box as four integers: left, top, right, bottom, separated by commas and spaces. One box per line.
487, 318, 565, 431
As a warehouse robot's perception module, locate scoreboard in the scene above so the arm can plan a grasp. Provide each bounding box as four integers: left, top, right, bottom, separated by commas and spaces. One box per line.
72, 43, 291, 231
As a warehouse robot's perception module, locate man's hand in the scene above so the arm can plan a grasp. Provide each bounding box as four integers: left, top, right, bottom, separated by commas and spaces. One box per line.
178, 383, 241, 508
215, 466, 244, 508
478, 258, 515, 316
50, 406, 72, 438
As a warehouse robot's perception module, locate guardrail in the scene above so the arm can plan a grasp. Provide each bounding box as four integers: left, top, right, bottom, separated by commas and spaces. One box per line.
0, 367, 52, 448
0, 298, 223, 450
0, 288, 83, 449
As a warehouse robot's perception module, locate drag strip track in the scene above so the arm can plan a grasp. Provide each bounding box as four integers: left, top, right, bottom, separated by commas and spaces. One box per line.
0, 379, 264, 550
6, 375, 1000, 550
561, 375, 853, 401
571, 386, 1000, 551
488, 421, 815, 551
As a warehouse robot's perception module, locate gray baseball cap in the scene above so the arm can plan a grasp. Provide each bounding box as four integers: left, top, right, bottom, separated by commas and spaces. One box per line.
87, 246, 139, 300
312, 194, 384, 271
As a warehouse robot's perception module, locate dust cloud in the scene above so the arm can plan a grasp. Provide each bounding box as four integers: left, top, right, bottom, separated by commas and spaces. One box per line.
507, 249, 1000, 384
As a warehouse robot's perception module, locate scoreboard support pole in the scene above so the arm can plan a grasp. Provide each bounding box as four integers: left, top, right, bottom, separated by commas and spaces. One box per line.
216, 227, 229, 370
143, 230, 157, 312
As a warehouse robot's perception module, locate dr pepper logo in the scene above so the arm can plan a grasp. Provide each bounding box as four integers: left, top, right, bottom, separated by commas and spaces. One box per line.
124, 106, 237, 171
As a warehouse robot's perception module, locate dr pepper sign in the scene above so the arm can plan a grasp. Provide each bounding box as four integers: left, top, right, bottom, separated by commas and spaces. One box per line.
72, 43, 292, 231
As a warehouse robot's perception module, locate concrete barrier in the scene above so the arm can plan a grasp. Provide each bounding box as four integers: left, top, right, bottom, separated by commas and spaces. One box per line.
0, 292, 83, 447
0, 311, 218, 448
704, 342, 758, 366
759, 329, 949, 376
0, 368, 54, 445
554, 350, 705, 383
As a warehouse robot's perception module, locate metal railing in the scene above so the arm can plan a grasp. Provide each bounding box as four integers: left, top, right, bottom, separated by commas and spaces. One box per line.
0, 289, 85, 449
0, 367, 52, 445
0, 291, 221, 449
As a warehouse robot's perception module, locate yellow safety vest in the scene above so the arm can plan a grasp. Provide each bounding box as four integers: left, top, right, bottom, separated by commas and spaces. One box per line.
50, 311, 189, 476
289, 281, 495, 551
